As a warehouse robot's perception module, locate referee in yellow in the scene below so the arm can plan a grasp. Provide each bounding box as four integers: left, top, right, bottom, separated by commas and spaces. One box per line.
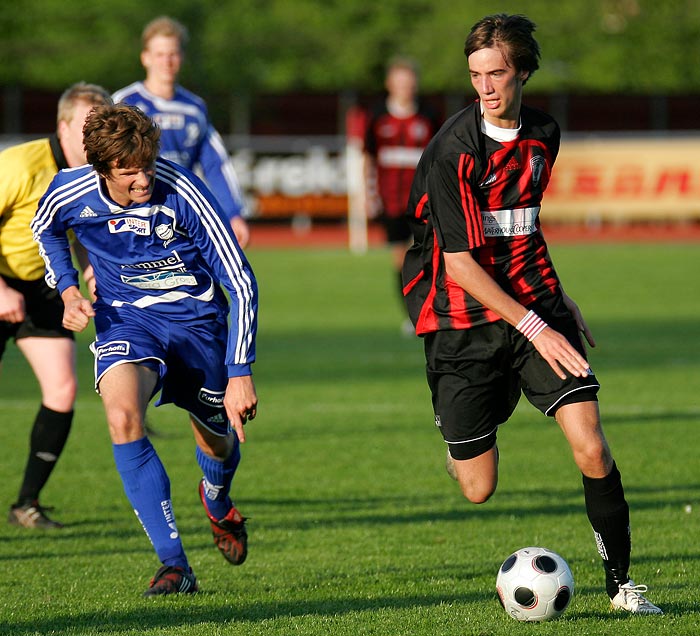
0, 82, 111, 528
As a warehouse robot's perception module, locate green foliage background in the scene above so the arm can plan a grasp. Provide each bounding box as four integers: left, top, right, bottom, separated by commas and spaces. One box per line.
1, 0, 700, 95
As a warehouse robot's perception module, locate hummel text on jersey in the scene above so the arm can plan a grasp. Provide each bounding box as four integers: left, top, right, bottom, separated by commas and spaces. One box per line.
125, 252, 185, 271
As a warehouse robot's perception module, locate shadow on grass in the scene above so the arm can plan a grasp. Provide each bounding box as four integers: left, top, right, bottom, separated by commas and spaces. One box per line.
1, 588, 696, 634
0, 590, 484, 635
3, 479, 696, 563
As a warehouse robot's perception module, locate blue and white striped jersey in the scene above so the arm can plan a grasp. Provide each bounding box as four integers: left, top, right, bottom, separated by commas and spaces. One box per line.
112, 82, 245, 220
31, 157, 256, 376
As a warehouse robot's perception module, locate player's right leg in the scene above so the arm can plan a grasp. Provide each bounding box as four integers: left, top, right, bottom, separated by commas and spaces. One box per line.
99, 361, 196, 596
424, 325, 517, 504
448, 446, 499, 504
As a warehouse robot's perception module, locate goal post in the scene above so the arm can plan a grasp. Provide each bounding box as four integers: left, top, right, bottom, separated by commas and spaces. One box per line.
345, 105, 369, 254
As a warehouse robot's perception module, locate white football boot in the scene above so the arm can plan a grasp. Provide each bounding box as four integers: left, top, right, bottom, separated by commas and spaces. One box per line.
611, 580, 663, 614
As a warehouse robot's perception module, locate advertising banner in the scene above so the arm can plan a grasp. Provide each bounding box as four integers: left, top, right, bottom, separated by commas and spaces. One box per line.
229, 135, 700, 223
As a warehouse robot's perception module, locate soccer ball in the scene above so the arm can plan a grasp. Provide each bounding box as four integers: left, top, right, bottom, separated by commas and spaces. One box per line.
496, 546, 574, 622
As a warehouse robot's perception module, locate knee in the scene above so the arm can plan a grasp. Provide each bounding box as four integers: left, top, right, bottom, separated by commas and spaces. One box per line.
106, 408, 145, 443
458, 478, 497, 504
43, 376, 78, 412
461, 487, 495, 505
574, 443, 613, 478
450, 446, 499, 504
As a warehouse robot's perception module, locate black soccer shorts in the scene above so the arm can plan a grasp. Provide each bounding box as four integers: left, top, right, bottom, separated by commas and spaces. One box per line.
0, 276, 73, 359
423, 305, 599, 461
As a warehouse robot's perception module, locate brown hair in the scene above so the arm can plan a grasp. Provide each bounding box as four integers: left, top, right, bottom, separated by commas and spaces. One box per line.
464, 14, 540, 84
83, 104, 161, 177
141, 15, 188, 51
386, 55, 419, 78
56, 82, 112, 129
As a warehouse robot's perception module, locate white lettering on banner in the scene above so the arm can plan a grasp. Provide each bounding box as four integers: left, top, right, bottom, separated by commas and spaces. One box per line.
223, 135, 700, 221
377, 146, 424, 168
232, 147, 346, 198
481, 207, 540, 237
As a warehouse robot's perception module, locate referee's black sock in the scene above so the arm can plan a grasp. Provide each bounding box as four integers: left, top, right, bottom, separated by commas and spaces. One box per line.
16, 405, 73, 505
582, 461, 631, 599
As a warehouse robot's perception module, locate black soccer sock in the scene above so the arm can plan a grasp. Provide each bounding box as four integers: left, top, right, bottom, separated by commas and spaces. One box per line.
582, 461, 631, 599
17, 405, 74, 505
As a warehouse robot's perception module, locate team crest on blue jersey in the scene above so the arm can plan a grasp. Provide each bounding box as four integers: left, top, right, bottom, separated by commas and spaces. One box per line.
108, 217, 151, 235
155, 223, 176, 247
185, 123, 200, 146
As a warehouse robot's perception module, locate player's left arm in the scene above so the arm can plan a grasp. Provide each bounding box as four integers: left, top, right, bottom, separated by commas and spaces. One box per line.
181, 175, 258, 379
224, 374, 258, 443
202, 210, 257, 441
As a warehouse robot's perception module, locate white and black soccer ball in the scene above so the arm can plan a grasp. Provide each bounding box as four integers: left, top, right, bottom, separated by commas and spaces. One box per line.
496, 546, 574, 622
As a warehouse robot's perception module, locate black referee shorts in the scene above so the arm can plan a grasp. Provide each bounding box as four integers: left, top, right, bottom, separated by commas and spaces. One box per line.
424, 300, 599, 461
0, 276, 73, 360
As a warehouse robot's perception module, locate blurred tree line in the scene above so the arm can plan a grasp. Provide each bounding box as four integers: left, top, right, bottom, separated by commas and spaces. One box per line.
2, 0, 699, 97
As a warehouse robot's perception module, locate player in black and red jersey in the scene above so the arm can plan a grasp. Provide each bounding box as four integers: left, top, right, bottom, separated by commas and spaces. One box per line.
364, 58, 440, 330
402, 14, 662, 614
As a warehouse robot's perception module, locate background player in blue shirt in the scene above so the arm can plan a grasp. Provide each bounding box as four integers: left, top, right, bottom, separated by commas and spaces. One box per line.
32, 103, 258, 597
113, 15, 250, 248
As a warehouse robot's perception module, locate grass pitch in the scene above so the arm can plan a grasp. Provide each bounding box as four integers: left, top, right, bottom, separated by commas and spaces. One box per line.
0, 242, 698, 635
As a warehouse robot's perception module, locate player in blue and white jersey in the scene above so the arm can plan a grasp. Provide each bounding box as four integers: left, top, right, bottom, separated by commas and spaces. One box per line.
32, 103, 257, 597
113, 16, 250, 248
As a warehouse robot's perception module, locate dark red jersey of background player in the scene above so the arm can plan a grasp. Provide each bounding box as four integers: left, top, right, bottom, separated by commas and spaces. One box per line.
403, 102, 564, 335
365, 103, 440, 218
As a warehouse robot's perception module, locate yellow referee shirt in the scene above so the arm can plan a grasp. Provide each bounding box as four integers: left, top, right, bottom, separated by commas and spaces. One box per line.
0, 136, 68, 280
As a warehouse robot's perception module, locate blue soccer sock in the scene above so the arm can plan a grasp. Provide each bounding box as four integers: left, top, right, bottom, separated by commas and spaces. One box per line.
113, 437, 188, 570
196, 441, 240, 520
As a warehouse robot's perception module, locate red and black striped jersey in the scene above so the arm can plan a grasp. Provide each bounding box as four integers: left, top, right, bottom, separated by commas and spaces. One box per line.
402, 102, 562, 335
364, 102, 440, 217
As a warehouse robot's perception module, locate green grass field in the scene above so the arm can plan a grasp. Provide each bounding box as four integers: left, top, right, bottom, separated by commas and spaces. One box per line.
0, 242, 698, 636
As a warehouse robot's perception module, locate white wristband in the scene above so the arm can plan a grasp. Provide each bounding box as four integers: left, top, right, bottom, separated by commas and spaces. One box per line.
516, 310, 548, 341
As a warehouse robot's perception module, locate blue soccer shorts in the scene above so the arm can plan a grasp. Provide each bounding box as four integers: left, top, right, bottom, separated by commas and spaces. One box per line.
91, 305, 230, 436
